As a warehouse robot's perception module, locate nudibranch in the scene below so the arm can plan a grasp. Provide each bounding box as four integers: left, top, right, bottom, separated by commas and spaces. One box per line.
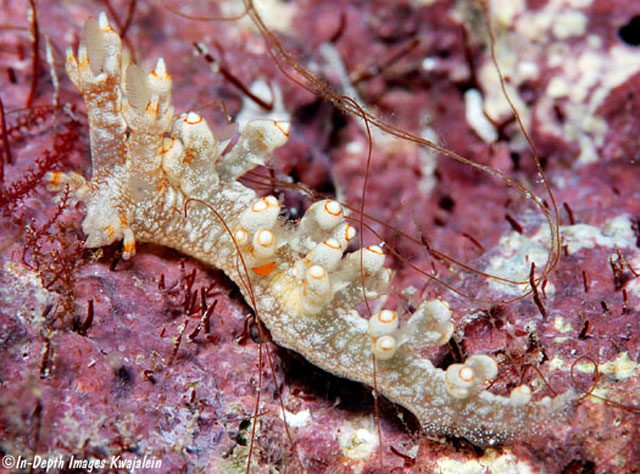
48, 14, 577, 446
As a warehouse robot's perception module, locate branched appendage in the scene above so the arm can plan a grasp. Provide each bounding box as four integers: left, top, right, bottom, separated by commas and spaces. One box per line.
49, 14, 577, 446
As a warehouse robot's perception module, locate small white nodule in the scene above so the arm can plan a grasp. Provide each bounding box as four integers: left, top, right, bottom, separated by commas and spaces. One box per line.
373, 335, 397, 360
368, 310, 399, 339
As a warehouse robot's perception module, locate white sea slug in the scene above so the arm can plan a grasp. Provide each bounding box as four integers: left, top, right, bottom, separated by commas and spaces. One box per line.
48, 13, 578, 446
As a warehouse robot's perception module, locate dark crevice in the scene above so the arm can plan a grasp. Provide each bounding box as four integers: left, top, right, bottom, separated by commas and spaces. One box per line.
619, 15, 640, 46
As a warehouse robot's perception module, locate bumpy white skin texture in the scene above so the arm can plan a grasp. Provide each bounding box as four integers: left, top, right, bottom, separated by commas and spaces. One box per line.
51, 15, 577, 446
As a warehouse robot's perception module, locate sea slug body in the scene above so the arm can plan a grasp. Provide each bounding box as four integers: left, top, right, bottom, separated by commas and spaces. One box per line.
48, 13, 577, 446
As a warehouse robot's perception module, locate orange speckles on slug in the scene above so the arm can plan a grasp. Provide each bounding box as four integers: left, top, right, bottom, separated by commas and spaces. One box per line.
251, 200, 269, 213
249, 196, 279, 214
324, 200, 342, 217
378, 336, 395, 352
255, 229, 275, 247
274, 120, 290, 137
145, 100, 159, 114
252, 261, 276, 276
48, 172, 63, 184
264, 196, 280, 208
366, 245, 384, 256
184, 112, 203, 125
344, 224, 356, 242
255, 129, 269, 150
377, 309, 396, 324
123, 240, 135, 254
373, 335, 397, 360
233, 228, 249, 246
369, 309, 399, 339
161, 137, 175, 154
458, 366, 475, 383
94, 22, 116, 35
322, 239, 341, 250
308, 264, 327, 280
280, 285, 302, 315
105, 225, 115, 239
